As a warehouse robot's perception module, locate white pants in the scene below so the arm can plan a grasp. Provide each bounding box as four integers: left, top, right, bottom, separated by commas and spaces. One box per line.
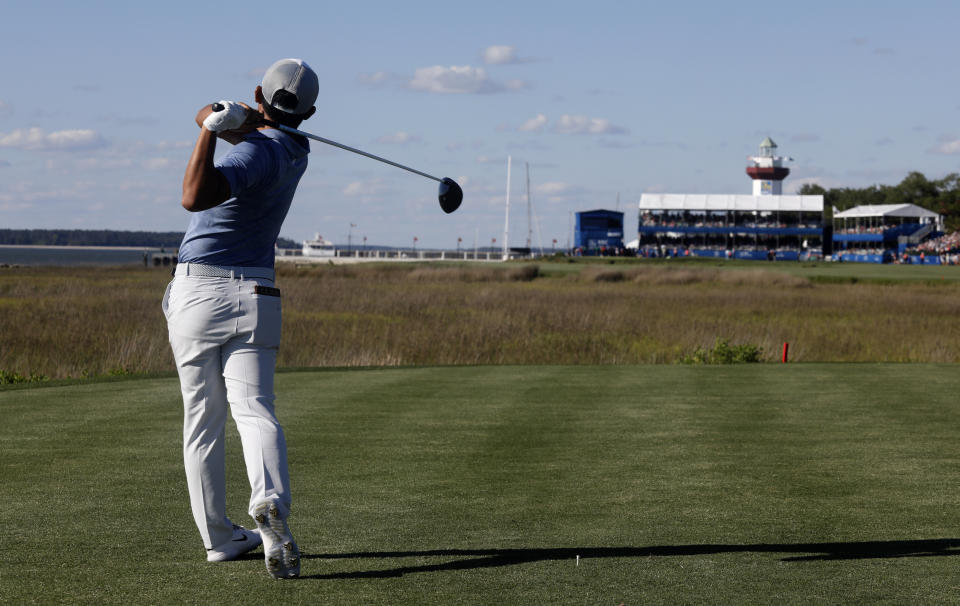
162, 265, 290, 549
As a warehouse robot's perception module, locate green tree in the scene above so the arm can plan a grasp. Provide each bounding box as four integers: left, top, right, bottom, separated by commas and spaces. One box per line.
796, 172, 959, 232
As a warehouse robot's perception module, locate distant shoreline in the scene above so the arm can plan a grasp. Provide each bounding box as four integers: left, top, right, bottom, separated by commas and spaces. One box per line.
0, 244, 167, 252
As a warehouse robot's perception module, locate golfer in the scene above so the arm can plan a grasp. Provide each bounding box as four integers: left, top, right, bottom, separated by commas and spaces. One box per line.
162, 58, 318, 579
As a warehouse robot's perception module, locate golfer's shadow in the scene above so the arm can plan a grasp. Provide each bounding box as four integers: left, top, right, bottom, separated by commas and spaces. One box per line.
299, 539, 960, 579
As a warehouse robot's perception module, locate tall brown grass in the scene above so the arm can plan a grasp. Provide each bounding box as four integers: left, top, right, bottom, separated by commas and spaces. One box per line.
1, 262, 958, 379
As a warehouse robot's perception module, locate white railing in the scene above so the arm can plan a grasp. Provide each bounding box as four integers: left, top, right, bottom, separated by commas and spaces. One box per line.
276, 248, 541, 263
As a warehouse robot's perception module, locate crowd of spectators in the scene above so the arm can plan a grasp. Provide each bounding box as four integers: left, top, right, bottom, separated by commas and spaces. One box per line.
836, 247, 885, 256
638, 244, 823, 261
836, 225, 887, 234
916, 231, 960, 254
909, 231, 960, 264
573, 245, 633, 257
640, 212, 820, 230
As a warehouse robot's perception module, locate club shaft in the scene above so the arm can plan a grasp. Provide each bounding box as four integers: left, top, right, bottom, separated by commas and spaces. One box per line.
273, 124, 442, 183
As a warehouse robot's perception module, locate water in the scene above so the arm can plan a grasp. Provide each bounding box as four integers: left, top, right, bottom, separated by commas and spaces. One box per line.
0, 246, 172, 266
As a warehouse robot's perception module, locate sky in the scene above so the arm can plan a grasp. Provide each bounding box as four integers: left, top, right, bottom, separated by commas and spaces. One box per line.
2, 0, 960, 249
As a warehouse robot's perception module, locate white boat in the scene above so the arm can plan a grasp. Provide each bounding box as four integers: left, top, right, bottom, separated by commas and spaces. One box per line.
302, 233, 337, 257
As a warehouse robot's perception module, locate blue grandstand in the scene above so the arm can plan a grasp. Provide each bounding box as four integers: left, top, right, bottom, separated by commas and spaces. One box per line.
637, 194, 827, 261
833, 204, 942, 263
575, 209, 624, 255
632, 137, 945, 264
636, 195, 944, 263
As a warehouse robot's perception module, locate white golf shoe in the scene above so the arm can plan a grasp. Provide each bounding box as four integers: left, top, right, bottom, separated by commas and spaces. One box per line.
253, 501, 300, 579
206, 524, 262, 562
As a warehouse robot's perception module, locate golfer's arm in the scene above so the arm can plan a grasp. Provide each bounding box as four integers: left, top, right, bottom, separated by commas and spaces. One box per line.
182, 110, 231, 212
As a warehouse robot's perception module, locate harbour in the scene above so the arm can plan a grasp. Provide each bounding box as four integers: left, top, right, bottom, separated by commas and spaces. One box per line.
0, 244, 532, 267
0, 245, 173, 267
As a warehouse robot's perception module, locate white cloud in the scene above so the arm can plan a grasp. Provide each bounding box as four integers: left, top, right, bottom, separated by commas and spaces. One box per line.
366, 64, 525, 94
553, 115, 629, 135
536, 182, 580, 195
482, 45, 518, 65
481, 45, 536, 65
929, 138, 960, 155
342, 178, 389, 197
154, 140, 193, 151
358, 71, 394, 86
343, 181, 366, 196
527, 181, 589, 207
376, 131, 421, 145
0, 179, 97, 204
365, 71, 389, 83
75, 155, 134, 170
0, 127, 106, 151
518, 114, 548, 133
142, 158, 172, 171
408, 65, 503, 94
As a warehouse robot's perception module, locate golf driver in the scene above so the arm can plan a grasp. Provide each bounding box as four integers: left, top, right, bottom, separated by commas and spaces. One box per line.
211, 103, 463, 214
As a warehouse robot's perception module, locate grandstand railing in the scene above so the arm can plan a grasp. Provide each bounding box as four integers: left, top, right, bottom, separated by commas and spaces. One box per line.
899, 222, 935, 245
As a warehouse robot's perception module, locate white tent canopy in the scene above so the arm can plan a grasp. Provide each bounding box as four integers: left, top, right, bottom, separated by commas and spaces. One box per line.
833, 204, 939, 220
639, 194, 823, 212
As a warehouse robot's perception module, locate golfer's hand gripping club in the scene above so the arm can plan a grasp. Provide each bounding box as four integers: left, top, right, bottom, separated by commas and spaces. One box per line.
210, 102, 463, 213
204, 101, 247, 132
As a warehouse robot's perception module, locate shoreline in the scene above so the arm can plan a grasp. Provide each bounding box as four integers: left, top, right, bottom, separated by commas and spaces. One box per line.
0, 244, 166, 252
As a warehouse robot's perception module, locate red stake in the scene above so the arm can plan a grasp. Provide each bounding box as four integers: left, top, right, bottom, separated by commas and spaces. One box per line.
782, 342, 789, 363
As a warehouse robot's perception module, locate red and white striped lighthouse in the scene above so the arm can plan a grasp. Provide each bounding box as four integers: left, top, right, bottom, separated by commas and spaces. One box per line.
746, 136, 791, 195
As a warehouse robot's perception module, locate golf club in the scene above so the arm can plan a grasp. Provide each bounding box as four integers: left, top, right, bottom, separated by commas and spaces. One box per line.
211, 103, 463, 214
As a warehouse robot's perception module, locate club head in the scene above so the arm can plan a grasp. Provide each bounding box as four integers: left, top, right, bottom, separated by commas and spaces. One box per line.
438, 178, 463, 214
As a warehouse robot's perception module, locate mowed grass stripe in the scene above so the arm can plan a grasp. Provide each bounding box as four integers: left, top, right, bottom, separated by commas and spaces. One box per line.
3, 365, 960, 604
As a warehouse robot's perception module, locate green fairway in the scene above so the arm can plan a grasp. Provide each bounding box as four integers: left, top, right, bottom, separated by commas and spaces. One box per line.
747, 259, 960, 284
3, 365, 960, 604
534, 256, 960, 283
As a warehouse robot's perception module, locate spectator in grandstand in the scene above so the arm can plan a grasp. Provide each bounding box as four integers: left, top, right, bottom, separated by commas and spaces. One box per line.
917, 230, 960, 254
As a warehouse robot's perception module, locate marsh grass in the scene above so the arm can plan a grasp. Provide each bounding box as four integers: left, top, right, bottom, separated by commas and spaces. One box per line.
1, 262, 959, 379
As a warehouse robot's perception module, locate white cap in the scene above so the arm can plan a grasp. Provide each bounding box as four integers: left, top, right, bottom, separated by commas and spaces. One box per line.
261, 58, 319, 116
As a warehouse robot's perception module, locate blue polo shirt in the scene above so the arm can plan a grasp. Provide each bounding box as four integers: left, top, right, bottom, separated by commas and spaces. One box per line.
177, 128, 309, 268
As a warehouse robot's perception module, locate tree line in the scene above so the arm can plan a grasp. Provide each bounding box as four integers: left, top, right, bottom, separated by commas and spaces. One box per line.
0, 229, 299, 249
797, 171, 960, 232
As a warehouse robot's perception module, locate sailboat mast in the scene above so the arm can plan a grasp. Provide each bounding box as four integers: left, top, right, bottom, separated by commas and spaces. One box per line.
526, 162, 532, 250
503, 156, 511, 261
